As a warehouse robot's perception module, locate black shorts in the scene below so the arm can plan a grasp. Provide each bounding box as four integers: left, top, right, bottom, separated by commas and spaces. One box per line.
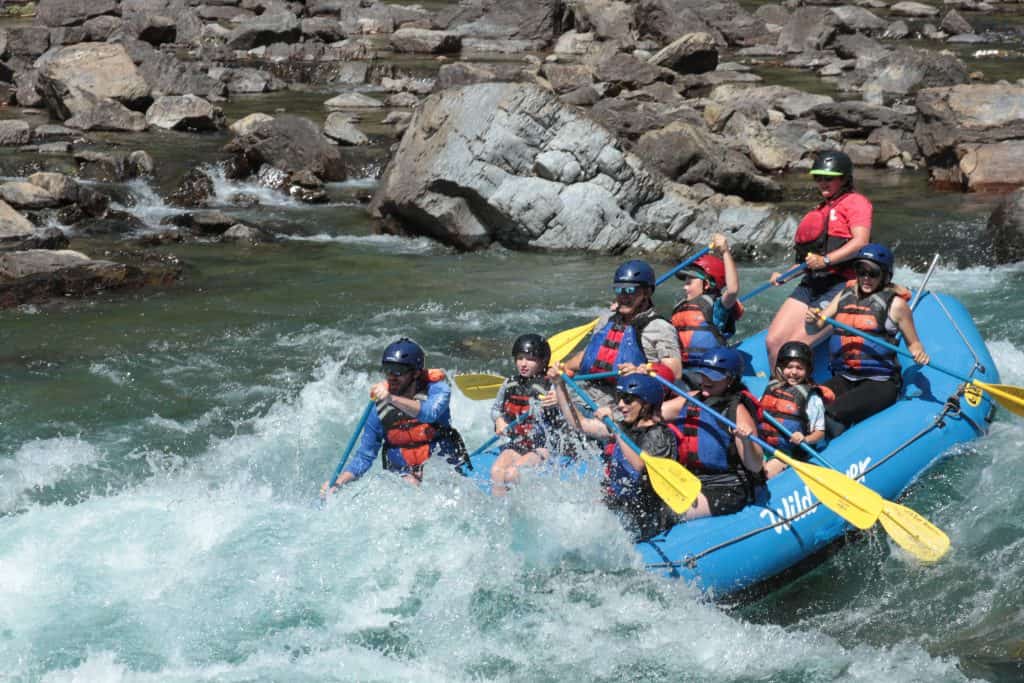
789, 274, 847, 309
699, 472, 751, 516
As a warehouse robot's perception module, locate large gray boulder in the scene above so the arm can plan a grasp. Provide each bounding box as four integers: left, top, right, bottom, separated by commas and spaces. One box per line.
437, 0, 568, 43
37, 43, 151, 120
370, 82, 792, 252
36, 0, 119, 27
983, 188, 1024, 264
224, 115, 346, 182
914, 84, 1024, 159
146, 95, 225, 131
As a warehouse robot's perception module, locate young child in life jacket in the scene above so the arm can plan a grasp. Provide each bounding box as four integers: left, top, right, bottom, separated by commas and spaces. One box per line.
672, 233, 743, 387
759, 341, 832, 479
490, 334, 563, 496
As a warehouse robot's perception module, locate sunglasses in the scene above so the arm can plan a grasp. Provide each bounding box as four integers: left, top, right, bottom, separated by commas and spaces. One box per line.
615, 392, 641, 405
613, 285, 641, 296
382, 363, 414, 377
855, 264, 882, 278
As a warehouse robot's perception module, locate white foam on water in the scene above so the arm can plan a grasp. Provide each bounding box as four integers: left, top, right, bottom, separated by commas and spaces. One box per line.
282, 231, 443, 254
0, 437, 101, 513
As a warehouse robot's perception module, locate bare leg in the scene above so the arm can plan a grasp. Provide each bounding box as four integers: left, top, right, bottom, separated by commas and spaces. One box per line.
683, 494, 713, 520
765, 298, 831, 367
764, 458, 788, 480
490, 448, 519, 497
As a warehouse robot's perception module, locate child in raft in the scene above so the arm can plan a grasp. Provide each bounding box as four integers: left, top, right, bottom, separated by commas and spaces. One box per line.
671, 233, 743, 387
489, 334, 564, 496
759, 341, 830, 479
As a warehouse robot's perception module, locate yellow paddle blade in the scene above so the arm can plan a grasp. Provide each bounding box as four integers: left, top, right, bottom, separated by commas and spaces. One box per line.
548, 318, 598, 365
454, 373, 505, 400
641, 452, 701, 514
772, 451, 883, 530
878, 501, 951, 562
974, 379, 1024, 418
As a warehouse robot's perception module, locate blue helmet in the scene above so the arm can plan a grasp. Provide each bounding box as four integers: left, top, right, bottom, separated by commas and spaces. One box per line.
382, 338, 424, 370
855, 243, 894, 283
691, 347, 743, 382
616, 373, 664, 407
613, 259, 656, 290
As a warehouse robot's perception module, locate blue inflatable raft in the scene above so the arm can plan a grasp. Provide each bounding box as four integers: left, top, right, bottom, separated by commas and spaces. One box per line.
465, 291, 997, 598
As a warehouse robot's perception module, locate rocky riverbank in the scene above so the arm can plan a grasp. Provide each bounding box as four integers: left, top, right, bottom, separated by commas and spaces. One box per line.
0, 0, 1023, 306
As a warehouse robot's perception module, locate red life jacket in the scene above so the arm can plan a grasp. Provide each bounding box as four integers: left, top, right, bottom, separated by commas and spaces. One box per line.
828, 288, 900, 378
501, 375, 551, 450
580, 309, 662, 382
671, 294, 725, 363
380, 369, 447, 468
666, 389, 761, 475
758, 380, 834, 446
794, 190, 869, 279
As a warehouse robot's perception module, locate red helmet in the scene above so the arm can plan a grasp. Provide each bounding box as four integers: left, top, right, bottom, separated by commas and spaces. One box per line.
689, 255, 726, 290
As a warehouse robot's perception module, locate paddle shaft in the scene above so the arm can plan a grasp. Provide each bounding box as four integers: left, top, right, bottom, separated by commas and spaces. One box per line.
561, 372, 647, 457
651, 375, 777, 458
328, 400, 375, 486
739, 263, 808, 304
656, 246, 712, 286
823, 314, 967, 384
760, 411, 836, 469
466, 411, 534, 460
573, 371, 619, 382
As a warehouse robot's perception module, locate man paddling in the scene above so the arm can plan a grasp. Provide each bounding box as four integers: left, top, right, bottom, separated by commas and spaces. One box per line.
560, 259, 683, 406
322, 338, 465, 492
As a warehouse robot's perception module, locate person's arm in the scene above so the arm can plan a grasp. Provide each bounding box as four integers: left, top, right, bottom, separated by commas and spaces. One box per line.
331, 410, 384, 487
415, 379, 451, 424
794, 394, 826, 446
491, 381, 510, 434
806, 290, 842, 332
733, 404, 763, 473
550, 374, 608, 439
807, 219, 871, 271
641, 319, 683, 380
713, 233, 739, 309
890, 297, 930, 364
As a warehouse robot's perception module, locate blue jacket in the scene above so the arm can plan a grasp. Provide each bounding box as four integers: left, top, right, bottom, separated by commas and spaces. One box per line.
342, 379, 455, 478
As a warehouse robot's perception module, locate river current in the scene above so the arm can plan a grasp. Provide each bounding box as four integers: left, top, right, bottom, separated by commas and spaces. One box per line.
3, 157, 1024, 681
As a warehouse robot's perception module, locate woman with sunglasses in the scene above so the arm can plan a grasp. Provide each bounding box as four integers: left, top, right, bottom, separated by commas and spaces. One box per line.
552, 372, 677, 540
563, 259, 683, 407
323, 338, 465, 491
806, 243, 929, 437
662, 347, 765, 519
764, 150, 871, 367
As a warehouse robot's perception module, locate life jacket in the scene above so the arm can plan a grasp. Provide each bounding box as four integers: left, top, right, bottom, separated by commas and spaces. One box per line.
667, 389, 761, 479
501, 375, 552, 450
670, 294, 743, 363
758, 380, 834, 447
579, 308, 662, 381
828, 287, 900, 378
602, 423, 673, 502
378, 369, 448, 471
794, 190, 864, 278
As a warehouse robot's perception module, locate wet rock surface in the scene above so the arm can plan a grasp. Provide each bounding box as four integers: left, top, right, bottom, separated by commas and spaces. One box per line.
0, 0, 1021, 305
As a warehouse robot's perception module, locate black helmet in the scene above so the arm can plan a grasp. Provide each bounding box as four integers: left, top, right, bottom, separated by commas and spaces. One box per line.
809, 150, 853, 180
382, 338, 424, 371
777, 341, 813, 374
512, 333, 551, 365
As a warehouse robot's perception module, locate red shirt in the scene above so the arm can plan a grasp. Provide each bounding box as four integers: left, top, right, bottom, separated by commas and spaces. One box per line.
795, 191, 872, 276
